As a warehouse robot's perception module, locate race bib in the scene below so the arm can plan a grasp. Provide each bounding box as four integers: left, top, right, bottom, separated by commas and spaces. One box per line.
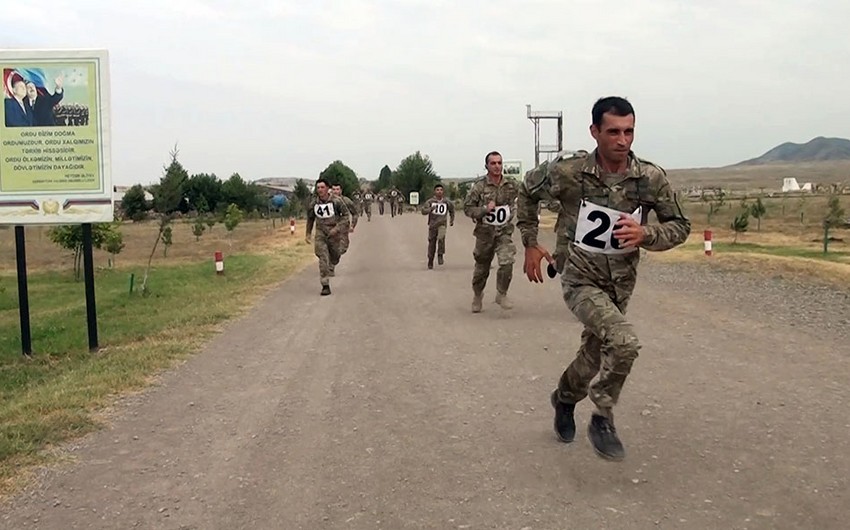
483, 205, 511, 226
314, 202, 335, 219
431, 202, 448, 216
364, 193, 372, 200
574, 200, 642, 254
391, 191, 398, 197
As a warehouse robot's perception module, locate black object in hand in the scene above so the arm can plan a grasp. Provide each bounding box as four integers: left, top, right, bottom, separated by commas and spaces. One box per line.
547, 263, 557, 278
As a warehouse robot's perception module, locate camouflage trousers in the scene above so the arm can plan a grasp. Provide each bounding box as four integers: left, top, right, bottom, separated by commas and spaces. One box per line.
378, 201, 384, 215
363, 203, 372, 221
471, 231, 515, 295
315, 234, 342, 286
340, 230, 350, 255
427, 224, 447, 260
555, 283, 640, 421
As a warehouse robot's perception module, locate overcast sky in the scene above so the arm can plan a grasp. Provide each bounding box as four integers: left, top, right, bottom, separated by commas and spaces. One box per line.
4, 0, 849, 186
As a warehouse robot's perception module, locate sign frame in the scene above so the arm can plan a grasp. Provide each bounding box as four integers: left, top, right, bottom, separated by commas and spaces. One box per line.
0, 48, 112, 226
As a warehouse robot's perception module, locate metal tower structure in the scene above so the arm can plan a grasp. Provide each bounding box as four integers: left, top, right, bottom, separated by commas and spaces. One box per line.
526, 104, 563, 167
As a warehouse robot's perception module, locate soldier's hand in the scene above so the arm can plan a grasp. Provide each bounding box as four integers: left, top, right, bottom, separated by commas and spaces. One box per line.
487, 200, 496, 212
523, 245, 555, 283
612, 215, 645, 248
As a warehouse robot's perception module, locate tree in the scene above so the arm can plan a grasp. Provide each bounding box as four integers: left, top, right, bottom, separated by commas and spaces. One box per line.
392, 151, 441, 199
750, 197, 766, 231
104, 228, 125, 268
458, 181, 471, 200
142, 146, 187, 295
224, 203, 244, 247
161, 226, 173, 257
730, 209, 749, 244
153, 146, 190, 215
192, 219, 206, 241
319, 160, 359, 197
47, 223, 120, 280
121, 184, 149, 222
186, 172, 221, 214
822, 193, 846, 254
293, 178, 311, 217
375, 165, 393, 192
705, 187, 726, 225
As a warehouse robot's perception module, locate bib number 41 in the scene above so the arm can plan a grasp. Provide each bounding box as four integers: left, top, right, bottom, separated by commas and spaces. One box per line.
574, 201, 642, 254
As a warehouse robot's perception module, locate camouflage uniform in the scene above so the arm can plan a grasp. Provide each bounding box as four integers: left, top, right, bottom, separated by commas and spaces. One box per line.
388, 188, 400, 217
377, 193, 385, 215
516, 149, 691, 421
463, 175, 520, 310
362, 191, 374, 221
305, 193, 351, 290
420, 196, 456, 267
338, 194, 358, 255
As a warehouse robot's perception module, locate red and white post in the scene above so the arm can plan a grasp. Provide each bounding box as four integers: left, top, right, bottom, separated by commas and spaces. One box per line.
290, 217, 296, 235
704, 229, 712, 256
214, 250, 224, 275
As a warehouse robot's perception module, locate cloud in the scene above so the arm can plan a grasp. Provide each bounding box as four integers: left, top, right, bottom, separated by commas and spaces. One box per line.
3, 0, 849, 184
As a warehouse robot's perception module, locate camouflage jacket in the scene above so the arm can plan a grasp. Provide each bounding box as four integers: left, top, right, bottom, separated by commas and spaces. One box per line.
420, 197, 456, 227
362, 191, 374, 203
463, 175, 521, 237
305, 194, 351, 238
517, 149, 691, 296
340, 194, 359, 227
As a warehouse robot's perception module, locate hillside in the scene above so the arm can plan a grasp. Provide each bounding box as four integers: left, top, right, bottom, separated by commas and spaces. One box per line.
735, 137, 850, 166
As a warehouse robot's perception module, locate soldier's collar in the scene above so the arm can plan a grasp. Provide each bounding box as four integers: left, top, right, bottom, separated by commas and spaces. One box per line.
580, 149, 641, 180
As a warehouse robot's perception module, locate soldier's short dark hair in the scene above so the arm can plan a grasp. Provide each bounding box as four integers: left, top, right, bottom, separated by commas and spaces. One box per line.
592, 97, 634, 127
485, 151, 502, 165
434, 183, 443, 190
316, 178, 330, 188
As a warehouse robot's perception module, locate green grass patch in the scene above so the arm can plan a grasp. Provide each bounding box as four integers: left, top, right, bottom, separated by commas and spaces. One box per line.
0, 244, 311, 495
678, 241, 850, 262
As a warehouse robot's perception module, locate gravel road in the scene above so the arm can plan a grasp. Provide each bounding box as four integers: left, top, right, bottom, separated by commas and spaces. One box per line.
2, 211, 848, 530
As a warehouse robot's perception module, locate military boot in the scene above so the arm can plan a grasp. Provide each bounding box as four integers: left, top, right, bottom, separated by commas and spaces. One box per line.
321, 285, 331, 296
495, 292, 513, 310
427, 258, 434, 269
550, 390, 576, 443
471, 292, 483, 313
437, 255, 444, 265
587, 414, 625, 461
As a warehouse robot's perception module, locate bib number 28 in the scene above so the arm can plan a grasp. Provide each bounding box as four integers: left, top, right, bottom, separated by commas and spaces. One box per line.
574, 201, 642, 254
484, 205, 510, 226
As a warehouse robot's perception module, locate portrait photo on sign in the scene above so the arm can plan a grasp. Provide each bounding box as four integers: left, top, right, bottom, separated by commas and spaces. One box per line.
502, 160, 522, 178
3, 65, 91, 128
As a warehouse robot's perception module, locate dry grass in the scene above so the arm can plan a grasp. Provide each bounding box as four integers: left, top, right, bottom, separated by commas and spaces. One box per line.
668, 160, 850, 192
0, 217, 298, 273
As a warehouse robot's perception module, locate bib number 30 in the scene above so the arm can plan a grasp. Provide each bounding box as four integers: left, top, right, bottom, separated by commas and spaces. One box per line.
574, 201, 642, 254
484, 205, 510, 226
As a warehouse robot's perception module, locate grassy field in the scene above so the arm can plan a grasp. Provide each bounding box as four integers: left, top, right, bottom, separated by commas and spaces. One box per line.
0, 219, 313, 497
537, 192, 850, 287
667, 160, 850, 192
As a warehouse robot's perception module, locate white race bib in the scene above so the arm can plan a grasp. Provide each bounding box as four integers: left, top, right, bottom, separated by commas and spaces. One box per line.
431, 202, 448, 216
483, 205, 511, 226
314, 202, 335, 219
574, 200, 642, 254
364, 193, 372, 200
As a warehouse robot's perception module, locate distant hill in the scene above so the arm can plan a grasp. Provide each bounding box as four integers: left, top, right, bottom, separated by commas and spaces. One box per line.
735, 137, 850, 166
